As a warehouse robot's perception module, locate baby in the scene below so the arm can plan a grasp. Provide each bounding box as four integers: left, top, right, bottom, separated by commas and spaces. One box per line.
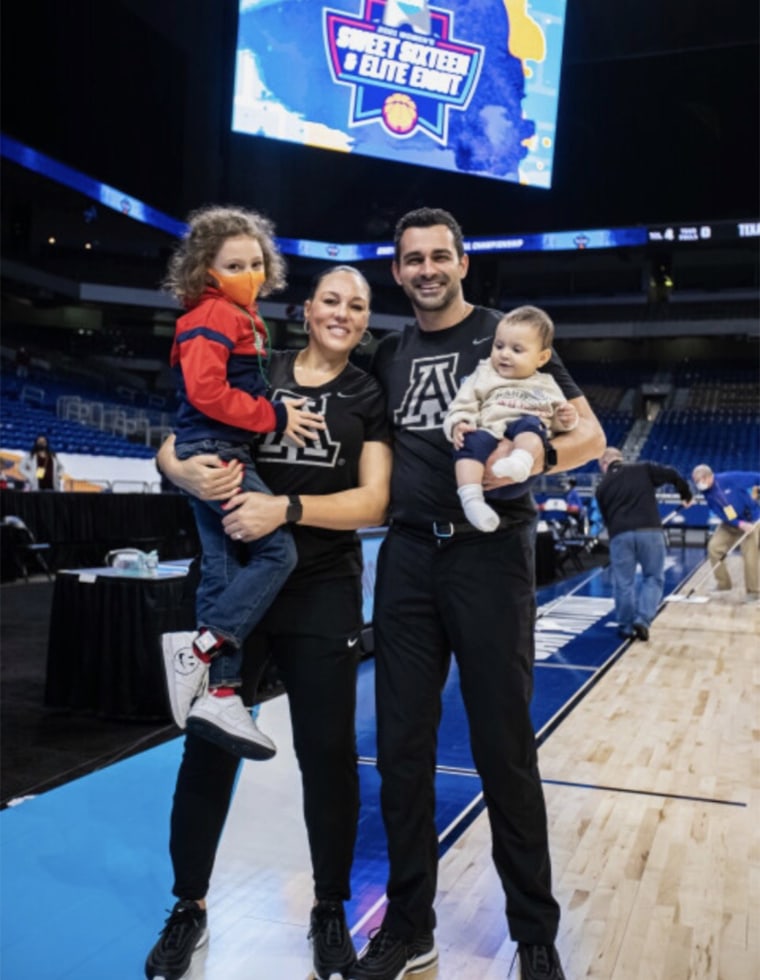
444, 305, 578, 531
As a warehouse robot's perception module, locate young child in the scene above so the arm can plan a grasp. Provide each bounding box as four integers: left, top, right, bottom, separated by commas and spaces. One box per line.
444, 305, 578, 532
162, 204, 324, 758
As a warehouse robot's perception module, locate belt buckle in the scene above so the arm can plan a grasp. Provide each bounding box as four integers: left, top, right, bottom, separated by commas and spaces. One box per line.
432, 521, 455, 539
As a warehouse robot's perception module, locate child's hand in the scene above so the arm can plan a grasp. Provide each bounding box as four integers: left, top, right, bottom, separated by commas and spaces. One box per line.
555, 402, 579, 431
283, 398, 325, 447
452, 421, 475, 450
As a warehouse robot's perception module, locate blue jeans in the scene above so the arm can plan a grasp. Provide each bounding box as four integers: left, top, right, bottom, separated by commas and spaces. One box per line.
176, 438, 297, 687
609, 529, 666, 633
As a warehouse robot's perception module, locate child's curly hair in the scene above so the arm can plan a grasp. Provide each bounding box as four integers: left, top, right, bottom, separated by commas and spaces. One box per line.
163, 204, 287, 307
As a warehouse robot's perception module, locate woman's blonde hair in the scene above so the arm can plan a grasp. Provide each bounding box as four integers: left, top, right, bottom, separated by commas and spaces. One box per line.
163, 204, 287, 307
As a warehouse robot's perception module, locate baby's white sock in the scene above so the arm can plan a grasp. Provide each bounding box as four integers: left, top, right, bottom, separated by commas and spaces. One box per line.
457, 484, 500, 532
491, 448, 534, 484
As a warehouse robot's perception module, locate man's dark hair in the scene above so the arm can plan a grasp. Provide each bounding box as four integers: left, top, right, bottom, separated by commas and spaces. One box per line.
393, 207, 465, 262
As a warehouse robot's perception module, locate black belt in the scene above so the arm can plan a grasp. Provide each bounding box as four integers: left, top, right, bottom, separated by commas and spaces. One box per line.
391, 516, 517, 539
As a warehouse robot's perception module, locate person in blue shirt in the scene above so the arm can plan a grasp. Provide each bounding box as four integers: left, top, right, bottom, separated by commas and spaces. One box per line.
691, 465, 760, 601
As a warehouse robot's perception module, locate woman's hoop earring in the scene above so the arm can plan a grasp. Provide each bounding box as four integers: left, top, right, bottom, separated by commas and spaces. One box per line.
303, 319, 310, 334
358, 330, 372, 348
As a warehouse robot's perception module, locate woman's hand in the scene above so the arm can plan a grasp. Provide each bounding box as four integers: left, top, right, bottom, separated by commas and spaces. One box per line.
156, 434, 244, 500
221, 492, 286, 541
283, 398, 325, 448
179, 455, 244, 500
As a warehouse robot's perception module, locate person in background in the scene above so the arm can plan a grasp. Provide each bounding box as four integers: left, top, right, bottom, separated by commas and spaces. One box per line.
14, 345, 31, 378
145, 265, 391, 980
160, 204, 324, 761
691, 464, 760, 601
352, 207, 605, 980
560, 477, 587, 534
563, 478, 584, 515
18, 435, 63, 491
596, 448, 693, 640
443, 304, 578, 532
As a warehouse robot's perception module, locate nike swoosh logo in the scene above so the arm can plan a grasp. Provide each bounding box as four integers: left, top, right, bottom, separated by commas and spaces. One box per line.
472, 336, 492, 345
347, 637, 359, 647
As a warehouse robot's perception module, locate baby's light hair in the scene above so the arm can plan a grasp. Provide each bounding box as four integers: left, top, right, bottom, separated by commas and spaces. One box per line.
499, 305, 554, 349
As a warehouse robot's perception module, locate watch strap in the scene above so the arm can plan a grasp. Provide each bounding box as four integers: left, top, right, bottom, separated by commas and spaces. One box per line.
285, 494, 303, 524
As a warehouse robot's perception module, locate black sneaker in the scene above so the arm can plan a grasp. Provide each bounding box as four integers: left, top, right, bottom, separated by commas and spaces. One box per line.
145, 899, 208, 980
518, 943, 566, 980
632, 623, 650, 641
309, 901, 357, 979
349, 927, 437, 979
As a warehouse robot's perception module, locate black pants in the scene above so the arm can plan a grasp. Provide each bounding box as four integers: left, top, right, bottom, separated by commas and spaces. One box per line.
373, 523, 560, 944
170, 579, 362, 903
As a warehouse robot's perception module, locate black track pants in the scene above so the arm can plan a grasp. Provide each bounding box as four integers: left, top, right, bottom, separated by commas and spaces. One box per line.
373, 523, 560, 944
170, 613, 361, 902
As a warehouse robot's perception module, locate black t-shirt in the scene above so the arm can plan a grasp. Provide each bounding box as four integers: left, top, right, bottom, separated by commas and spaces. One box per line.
371, 306, 582, 526
255, 350, 388, 589
595, 460, 691, 538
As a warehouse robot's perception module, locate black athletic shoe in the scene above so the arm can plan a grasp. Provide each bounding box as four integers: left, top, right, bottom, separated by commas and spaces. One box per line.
633, 623, 650, 641
349, 927, 437, 979
309, 901, 357, 979
518, 943, 566, 980
145, 899, 208, 980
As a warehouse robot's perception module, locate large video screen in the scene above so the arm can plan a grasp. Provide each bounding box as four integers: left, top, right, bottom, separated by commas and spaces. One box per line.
232, 0, 567, 190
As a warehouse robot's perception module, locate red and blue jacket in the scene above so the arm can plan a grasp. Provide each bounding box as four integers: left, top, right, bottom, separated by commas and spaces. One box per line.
170, 287, 288, 444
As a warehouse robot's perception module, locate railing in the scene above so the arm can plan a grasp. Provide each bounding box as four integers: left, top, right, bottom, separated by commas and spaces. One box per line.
57, 395, 174, 446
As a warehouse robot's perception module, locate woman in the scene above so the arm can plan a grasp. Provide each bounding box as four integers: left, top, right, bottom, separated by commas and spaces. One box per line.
145, 265, 391, 980
18, 435, 63, 491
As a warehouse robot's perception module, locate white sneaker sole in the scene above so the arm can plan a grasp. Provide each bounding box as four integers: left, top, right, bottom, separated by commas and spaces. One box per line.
185, 704, 277, 761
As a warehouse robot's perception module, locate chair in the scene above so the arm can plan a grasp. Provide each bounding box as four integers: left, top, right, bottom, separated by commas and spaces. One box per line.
1, 516, 54, 582
542, 501, 595, 574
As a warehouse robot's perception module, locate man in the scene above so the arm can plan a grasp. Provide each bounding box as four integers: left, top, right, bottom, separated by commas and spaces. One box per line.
595, 448, 693, 641
691, 464, 760, 601
354, 208, 606, 980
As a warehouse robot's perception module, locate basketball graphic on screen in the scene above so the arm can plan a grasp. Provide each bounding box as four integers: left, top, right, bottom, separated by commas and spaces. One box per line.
382, 93, 418, 134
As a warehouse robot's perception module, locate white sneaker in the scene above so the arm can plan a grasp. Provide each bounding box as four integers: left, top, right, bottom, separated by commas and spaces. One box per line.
162, 632, 209, 729
186, 692, 277, 760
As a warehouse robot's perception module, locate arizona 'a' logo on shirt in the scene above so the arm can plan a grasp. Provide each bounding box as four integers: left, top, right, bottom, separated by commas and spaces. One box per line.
258, 391, 341, 467
393, 354, 460, 430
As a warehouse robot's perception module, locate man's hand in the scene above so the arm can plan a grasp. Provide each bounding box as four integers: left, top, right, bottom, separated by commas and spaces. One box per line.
481, 437, 542, 490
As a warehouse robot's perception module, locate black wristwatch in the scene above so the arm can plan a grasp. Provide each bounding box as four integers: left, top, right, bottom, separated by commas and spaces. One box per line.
542, 437, 558, 473
285, 494, 303, 524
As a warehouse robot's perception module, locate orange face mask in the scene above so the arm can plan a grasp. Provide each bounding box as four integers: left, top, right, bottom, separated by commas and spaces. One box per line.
210, 269, 266, 308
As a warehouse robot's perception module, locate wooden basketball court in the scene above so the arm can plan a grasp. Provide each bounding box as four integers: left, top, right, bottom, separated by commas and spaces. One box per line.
2, 551, 757, 978
431, 553, 759, 979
